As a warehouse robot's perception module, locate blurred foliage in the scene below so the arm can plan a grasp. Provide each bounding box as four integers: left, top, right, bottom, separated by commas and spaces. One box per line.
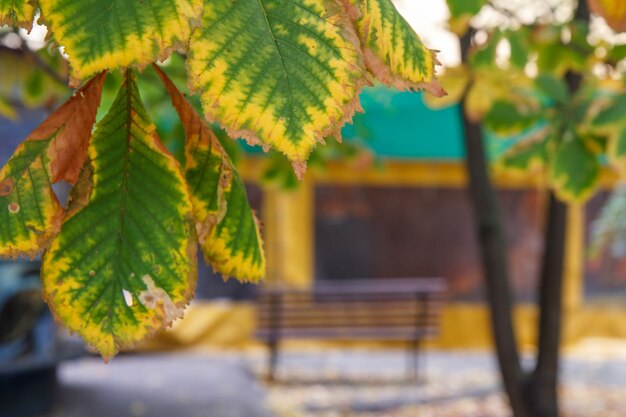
447, 0, 488, 35
0, 33, 68, 118
0, 37, 373, 191
589, 0, 626, 32
427, 0, 626, 202
591, 184, 626, 259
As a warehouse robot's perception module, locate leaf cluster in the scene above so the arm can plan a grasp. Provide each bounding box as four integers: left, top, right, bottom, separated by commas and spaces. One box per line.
431, 0, 626, 202
0, 0, 443, 357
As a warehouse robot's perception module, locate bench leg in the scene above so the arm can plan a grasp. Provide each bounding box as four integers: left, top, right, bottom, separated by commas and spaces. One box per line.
408, 338, 422, 382
268, 340, 279, 382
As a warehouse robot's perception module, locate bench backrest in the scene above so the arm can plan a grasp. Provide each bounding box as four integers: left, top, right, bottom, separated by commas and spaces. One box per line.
256, 278, 446, 342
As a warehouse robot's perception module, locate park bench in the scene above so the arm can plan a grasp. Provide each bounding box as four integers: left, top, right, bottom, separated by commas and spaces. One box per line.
255, 278, 447, 381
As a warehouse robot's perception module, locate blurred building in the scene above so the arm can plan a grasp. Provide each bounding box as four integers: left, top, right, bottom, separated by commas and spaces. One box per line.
2, 87, 625, 352
228, 87, 626, 350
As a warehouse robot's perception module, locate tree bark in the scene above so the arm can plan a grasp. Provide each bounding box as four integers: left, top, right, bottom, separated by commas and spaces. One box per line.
525, 3, 589, 415
461, 110, 532, 417
526, 193, 567, 417
460, 3, 589, 416
459, 27, 532, 417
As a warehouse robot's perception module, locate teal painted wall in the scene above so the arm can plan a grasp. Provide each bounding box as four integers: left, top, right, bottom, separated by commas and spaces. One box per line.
343, 86, 466, 160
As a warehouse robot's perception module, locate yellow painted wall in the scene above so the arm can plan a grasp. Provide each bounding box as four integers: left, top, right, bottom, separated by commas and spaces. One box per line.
140, 302, 626, 352
135, 159, 625, 352
262, 182, 314, 289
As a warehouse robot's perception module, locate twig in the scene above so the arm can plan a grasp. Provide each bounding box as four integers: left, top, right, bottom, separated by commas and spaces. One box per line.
14, 31, 70, 88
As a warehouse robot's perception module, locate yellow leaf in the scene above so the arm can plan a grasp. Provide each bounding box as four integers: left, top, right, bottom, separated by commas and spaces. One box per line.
345, 0, 445, 96
589, 0, 626, 32
187, 0, 366, 178
39, 0, 202, 82
42, 71, 196, 360
0, 0, 35, 31
424, 65, 470, 109
155, 65, 266, 283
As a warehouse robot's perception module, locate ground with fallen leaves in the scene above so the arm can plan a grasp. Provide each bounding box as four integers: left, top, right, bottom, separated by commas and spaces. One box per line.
260, 340, 626, 417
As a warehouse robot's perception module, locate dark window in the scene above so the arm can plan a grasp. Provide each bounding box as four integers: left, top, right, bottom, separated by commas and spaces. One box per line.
315, 185, 544, 302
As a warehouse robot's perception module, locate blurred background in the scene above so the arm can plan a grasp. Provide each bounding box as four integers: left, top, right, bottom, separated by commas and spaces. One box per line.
2, 0, 626, 416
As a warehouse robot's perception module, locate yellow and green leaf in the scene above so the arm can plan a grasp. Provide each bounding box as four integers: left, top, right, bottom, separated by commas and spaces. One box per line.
549, 131, 600, 202
590, 94, 626, 130
39, 0, 201, 82
187, 0, 366, 178
482, 100, 542, 136
497, 130, 551, 175
0, 96, 17, 119
464, 69, 534, 122
41, 71, 196, 360
0, 46, 69, 110
465, 76, 501, 122
607, 128, 626, 176
345, 0, 444, 96
535, 74, 570, 105
586, 94, 626, 176
155, 65, 265, 282
0, 73, 105, 258
423, 65, 470, 109
0, 0, 35, 30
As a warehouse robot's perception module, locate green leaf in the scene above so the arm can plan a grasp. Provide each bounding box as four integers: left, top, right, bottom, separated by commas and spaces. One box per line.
346, 0, 443, 95
0, 0, 35, 30
591, 95, 626, 127
447, 0, 487, 17
0, 96, 17, 119
506, 29, 529, 69
498, 132, 550, 173
608, 128, 626, 176
0, 46, 69, 109
155, 65, 265, 283
482, 100, 541, 136
187, 0, 366, 178
0, 73, 106, 258
535, 75, 569, 105
39, 0, 201, 81
463, 69, 534, 122
535, 42, 587, 76
41, 71, 196, 360
469, 33, 500, 68
446, 0, 487, 34
606, 44, 626, 63
23, 70, 45, 107
549, 131, 599, 202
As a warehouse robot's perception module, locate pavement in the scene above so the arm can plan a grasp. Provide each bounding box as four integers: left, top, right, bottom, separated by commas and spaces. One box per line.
44, 354, 274, 417
26, 342, 626, 417
257, 346, 626, 417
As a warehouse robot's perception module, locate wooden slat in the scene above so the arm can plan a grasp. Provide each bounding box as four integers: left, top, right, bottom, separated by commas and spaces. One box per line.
258, 310, 420, 321
257, 299, 445, 309
258, 303, 420, 314
254, 278, 446, 343
256, 327, 439, 340
257, 319, 441, 330
260, 278, 446, 296
257, 306, 443, 320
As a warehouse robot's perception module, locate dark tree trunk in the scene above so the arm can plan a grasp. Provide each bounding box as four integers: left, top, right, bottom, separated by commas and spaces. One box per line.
524, 3, 589, 415
459, 28, 531, 417
461, 109, 532, 417
459, 1, 588, 412
525, 193, 568, 417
